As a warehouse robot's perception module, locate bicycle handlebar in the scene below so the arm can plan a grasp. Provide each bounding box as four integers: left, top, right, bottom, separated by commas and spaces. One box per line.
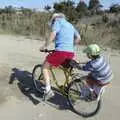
40, 49, 85, 69
40, 49, 55, 53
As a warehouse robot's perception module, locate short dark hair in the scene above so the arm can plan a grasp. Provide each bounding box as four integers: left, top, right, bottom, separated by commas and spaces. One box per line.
91, 55, 100, 59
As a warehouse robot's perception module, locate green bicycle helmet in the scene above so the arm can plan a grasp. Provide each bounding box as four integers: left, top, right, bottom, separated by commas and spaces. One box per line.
83, 44, 101, 56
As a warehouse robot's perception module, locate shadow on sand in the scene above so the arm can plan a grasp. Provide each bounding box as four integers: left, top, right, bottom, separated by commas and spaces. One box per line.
9, 68, 69, 110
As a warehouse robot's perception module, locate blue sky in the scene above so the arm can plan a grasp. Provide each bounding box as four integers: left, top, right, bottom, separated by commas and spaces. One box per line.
0, 0, 120, 10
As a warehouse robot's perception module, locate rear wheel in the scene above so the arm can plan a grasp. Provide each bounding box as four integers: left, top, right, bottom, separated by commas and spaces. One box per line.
67, 78, 102, 117
32, 64, 44, 93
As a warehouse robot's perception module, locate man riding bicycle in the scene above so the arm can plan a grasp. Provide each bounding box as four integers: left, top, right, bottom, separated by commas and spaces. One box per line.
40, 13, 81, 100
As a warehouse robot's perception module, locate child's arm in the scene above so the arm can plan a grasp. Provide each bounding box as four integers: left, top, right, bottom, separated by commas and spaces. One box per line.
81, 62, 94, 72
69, 60, 83, 69
69, 60, 94, 72
69, 60, 87, 70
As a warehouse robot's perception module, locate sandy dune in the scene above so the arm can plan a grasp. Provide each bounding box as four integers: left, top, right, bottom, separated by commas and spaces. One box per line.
0, 34, 120, 120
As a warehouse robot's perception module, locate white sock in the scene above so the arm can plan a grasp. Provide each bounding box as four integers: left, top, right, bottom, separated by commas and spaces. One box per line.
45, 85, 51, 93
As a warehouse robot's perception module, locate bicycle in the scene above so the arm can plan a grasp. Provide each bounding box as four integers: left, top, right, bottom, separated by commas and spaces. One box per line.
32, 49, 104, 117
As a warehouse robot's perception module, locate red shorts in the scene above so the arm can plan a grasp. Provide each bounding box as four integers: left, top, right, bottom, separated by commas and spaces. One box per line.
87, 75, 110, 87
46, 51, 74, 67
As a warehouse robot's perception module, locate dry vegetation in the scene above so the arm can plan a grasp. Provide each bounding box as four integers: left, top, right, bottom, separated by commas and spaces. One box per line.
0, 11, 51, 39
77, 13, 120, 49
0, 5, 120, 50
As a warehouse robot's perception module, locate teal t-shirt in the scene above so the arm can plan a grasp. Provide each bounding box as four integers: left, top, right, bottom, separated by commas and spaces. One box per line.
52, 18, 80, 52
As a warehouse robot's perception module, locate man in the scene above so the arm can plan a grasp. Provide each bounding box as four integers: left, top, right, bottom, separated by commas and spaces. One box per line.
41, 13, 81, 100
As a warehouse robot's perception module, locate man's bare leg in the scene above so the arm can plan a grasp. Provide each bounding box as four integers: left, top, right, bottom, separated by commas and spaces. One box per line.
42, 61, 51, 93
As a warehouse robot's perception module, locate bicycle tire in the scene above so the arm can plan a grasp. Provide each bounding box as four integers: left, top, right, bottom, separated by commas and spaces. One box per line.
67, 78, 102, 117
32, 64, 44, 93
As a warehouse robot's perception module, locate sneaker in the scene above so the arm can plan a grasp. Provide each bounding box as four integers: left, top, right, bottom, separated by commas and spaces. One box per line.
43, 90, 55, 101
85, 92, 98, 101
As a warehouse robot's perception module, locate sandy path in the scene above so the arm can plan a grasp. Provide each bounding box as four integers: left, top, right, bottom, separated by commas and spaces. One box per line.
0, 34, 120, 120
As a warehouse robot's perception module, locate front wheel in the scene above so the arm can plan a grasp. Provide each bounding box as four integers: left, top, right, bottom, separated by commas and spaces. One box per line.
67, 78, 102, 117
32, 64, 44, 93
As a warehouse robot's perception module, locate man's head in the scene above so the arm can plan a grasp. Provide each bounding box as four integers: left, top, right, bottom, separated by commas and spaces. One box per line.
49, 13, 66, 27
51, 13, 65, 21
83, 44, 101, 59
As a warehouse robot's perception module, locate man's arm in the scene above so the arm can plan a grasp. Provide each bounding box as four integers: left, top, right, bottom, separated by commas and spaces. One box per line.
74, 35, 81, 45
40, 31, 56, 50
74, 29, 81, 45
49, 31, 56, 43
40, 20, 59, 50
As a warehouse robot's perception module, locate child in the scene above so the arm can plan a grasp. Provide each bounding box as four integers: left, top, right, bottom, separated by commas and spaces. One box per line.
79, 44, 113, 99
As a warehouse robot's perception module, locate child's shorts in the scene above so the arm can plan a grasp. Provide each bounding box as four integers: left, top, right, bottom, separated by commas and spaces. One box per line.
86, 75, 110, 96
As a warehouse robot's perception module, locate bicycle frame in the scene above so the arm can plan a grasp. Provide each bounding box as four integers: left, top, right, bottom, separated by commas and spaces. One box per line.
49, 66, 73, 96
32, 52, 103, 117
38, 49, 75, 96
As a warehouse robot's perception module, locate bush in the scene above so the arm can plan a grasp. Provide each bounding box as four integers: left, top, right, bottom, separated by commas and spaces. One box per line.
102, 14, 109, 23
0, 12, 51, 38
110, 4, 120, 13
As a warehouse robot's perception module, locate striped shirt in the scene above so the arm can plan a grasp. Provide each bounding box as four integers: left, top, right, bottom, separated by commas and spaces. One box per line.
82, 55, 113, 84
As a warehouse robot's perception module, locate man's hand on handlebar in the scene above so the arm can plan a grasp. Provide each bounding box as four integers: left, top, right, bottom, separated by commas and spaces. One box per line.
39, 45, 48, 52
39, 48, 55, 53
40, 49, 48, 52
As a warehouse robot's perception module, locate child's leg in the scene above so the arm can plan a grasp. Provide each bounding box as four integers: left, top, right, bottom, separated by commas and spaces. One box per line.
87, 78, 106, 99
92, 85, 106, 98
80, 76, 94, 98
85, 76, 101, 99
